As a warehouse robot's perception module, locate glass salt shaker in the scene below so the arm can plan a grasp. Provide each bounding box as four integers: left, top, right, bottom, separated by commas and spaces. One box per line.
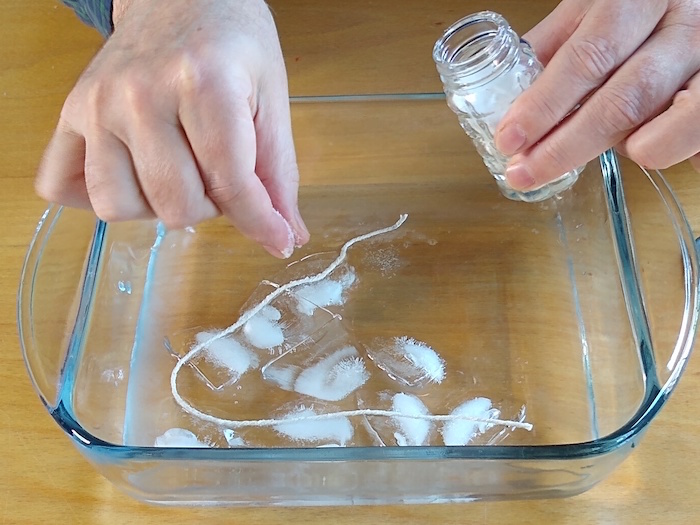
433, 11, 584, 203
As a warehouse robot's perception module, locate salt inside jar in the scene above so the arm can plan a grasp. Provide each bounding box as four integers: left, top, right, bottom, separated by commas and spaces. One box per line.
433, 11, 584, 202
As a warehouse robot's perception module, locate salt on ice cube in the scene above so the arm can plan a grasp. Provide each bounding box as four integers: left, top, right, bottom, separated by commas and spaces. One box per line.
272, 404, 353, 446
441, 397, 500, 446
365, 336, 445, 387
361, 391, 433, 446
293, 345, 370, 401
261, 316, 368, 402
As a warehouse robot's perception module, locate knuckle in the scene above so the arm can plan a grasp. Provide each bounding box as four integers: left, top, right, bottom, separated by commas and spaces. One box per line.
175, 51, 207, 97
151, 182, 202, 230
93, 204, 126, 223
87, 187, 127, 223
122, 71, 152, 114
160, 209, 200, 230
537, 137, 576, 178
84, 80, 111, 121
593, 85, 647, 135
175, 48, 254, 102
625, 143, 660, 169
672, 88, 698, 114
205, 173, 250, 209
622, 135, 662, 169
34, 175, 60, 202
527, 92, 562, 130
568, 36, 618, 84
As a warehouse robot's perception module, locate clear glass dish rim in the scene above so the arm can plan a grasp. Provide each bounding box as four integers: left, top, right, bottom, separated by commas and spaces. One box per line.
16, 94, 699, 463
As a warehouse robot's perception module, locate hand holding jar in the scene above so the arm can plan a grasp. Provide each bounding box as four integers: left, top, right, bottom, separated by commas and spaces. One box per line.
494, 0, 700, 192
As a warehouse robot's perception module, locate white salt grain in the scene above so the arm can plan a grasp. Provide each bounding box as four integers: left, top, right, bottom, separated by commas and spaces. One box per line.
441, 397, 495, 446
294, 346, 369, 401
391, 393, 432, 446
273, 209, 296, 258
196, 331, 259, 376
154, 428, 209, 448
273, 406, 353, 446
243, 312, 285, 349
396, 337, 446, 384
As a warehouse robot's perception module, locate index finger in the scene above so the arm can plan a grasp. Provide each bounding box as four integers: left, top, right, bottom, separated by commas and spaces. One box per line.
178, 70, 297, 259
495, 0, 665, 157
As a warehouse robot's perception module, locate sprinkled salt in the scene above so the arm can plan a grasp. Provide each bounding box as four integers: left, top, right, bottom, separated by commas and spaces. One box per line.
294, 270, 356, 315
273, 406, 353, 446
294, 346, 370, 401
196, 331, 259, 376
243, 311, 285, 349
396, 337, 445, 384
154, 428, 209, 448
391, 393, 432, 446
365, 336, 446, 387
441, 397, 497, 446
273, 209, 296, 258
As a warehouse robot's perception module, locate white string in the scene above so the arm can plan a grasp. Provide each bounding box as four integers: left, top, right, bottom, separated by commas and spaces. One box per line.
169, 214, 533, 433
218, 408, 532, 431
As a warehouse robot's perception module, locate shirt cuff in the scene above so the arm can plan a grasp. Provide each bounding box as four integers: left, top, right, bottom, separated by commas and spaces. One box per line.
61, 0, 114, 38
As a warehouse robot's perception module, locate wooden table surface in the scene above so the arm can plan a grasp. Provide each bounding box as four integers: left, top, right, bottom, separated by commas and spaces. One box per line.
2, 1, 699, 523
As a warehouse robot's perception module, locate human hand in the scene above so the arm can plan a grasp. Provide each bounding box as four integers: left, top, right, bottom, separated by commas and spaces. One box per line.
494, 0, 700, 191
36, 0, 309, 259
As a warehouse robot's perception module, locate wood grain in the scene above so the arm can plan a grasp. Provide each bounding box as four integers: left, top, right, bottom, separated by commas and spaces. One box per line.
2, 1, 700, 523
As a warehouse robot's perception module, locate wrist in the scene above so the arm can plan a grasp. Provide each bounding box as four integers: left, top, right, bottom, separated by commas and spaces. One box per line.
112, 0, 135, 26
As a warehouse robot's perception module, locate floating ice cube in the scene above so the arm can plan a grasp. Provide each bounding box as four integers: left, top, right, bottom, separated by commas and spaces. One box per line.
294, 346, 370, 401
293, 267, 356, 316
261, 316, 362, 401
273, 404, 353, 446
242, 307, 285, 350
238, 284, 342, 355
361, 391, 433, 446
365, 336, 445, 387
196, 331, 259, 378
441, 397, 500, 446
154, 428, 209, 448
391, 393, 432, 446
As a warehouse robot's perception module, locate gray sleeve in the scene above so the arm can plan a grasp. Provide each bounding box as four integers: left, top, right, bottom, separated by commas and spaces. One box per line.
61, 0, 114, 38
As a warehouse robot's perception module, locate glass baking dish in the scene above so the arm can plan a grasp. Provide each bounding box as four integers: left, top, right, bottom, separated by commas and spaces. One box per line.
18, 94, 698, 506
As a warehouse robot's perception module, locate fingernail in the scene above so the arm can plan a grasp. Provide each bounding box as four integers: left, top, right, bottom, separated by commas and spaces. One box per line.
506, 163, 536, 190
496, 123, 527, 156
266, 209, 296, 259
263, 244, 289, 259
293, 208, 310, 247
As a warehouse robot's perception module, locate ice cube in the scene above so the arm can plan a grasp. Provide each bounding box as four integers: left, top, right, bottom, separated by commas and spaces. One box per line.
441, 397, 500, 446
365, 336, 445, 387
154, 428, 209, 448
262, 319, 368, 401
361, 391, 433, 446
238, 284, 342, 355
294, 346, 370, 401
273, 404, 353, 446
391, 393, 432, 446
242, 306, 285, 350
196, 331, 259, 378
164, 328, 259, 391
293, 266, 356, 316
